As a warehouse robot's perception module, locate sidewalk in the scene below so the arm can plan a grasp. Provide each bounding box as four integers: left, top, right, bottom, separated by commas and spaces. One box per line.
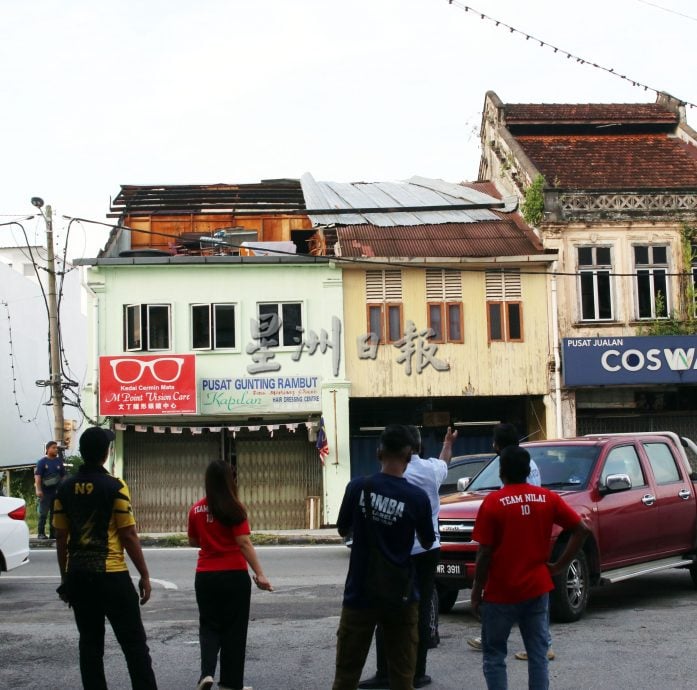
30, 528, 344, 549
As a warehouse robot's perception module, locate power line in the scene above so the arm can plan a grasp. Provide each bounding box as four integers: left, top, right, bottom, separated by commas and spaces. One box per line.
635, 0, 697, 22
447, 1, 696, 109
68, 214, 697, 279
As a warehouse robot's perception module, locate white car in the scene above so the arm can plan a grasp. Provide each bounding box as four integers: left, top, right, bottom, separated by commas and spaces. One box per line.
0, 496, 30, 573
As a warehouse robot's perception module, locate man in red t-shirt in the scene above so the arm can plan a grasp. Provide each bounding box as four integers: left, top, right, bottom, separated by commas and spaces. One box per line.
471, 446, 589, 690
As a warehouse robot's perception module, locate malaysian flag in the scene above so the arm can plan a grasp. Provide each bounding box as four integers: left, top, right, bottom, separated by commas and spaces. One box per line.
316, 416, 330, 465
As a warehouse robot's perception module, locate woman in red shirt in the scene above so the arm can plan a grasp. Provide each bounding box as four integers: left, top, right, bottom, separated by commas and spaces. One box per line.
188, 460, 273, 690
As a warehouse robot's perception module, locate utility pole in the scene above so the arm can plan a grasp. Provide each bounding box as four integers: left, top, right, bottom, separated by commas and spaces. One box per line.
31, 197, 65, 446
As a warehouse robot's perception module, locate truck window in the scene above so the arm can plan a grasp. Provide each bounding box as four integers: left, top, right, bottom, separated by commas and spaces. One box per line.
643, 442, 681, 484
602, 446, 645, 487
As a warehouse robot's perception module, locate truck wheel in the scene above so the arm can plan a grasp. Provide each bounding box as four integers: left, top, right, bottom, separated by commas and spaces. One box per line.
437, 587, 459, 614
550, 549, 589, 623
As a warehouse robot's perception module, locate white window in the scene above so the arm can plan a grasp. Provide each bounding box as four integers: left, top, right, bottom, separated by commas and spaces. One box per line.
256, 302, 303, 348
191, 304, 237, 350
124, 304, 171, 351
578, 246, 613, 321
634, 245, 669, 319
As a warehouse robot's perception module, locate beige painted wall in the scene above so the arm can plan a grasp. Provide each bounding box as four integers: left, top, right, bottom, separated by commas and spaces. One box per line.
343, 266, 552, 398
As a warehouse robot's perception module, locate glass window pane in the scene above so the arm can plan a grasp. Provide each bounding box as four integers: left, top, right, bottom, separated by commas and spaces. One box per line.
644, 443, 680, 484
652, 246, 667, 264
637, 271, 652, 318
258, 304, 280, 347
429, 304, 443, 340
447, 303, 462, 341
387, 305, 401, 341
634, 245, 649, 265
596, 247, 611, 265
578, 247, 593, 266
368, 306, 383, 341
597, 272, 612, 319
148, 305, 170, 350
602, 445, 645, 487
488, 303, 502, 341
282, 303, 302, 346
192, 305, 210, 349
653, 271, 668, 316
125, 305, 141, 350
214, 304, 236, 348
507, 303, 522, 340
580, 272, 596, 320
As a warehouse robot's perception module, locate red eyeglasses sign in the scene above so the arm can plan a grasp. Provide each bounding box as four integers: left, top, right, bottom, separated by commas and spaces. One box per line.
99, 354, 197, 416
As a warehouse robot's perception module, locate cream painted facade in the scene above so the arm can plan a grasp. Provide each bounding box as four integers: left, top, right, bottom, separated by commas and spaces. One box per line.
81, 258, 350, 525
343, 261, 558, 438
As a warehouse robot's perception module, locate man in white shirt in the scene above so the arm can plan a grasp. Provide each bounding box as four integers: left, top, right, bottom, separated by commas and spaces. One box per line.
359, 426, 456, 689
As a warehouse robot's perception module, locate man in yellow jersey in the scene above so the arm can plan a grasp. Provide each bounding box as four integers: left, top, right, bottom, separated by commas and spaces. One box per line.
53, 426, 158, 690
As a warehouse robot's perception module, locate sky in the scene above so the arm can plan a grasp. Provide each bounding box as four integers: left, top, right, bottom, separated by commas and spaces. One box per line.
1, 0, 695, 259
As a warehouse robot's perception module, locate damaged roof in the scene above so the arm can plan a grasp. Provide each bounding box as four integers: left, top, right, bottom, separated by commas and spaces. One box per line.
300, 173, 509, 226
332, 181, 544, 258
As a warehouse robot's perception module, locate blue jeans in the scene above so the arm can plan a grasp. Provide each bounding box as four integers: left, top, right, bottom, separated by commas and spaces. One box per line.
481, 593, 549, 690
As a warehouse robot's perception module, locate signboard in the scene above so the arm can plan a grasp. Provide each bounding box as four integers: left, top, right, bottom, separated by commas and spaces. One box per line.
562, 336, 697, 387
99, 354, 197, 415
199, 375, 322, 415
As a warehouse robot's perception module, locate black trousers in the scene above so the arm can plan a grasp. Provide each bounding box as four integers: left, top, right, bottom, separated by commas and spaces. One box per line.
38, 489, 57, 537
195, 569, 251, 690
66, 570, 157, 690
375, 548, 441, 679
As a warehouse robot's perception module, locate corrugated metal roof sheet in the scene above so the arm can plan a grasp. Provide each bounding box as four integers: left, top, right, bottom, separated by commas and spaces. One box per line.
300, 173, 502, 226
336, 222, 544, 258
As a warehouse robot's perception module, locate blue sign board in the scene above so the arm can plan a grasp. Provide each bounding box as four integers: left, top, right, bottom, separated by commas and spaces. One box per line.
562, 335, 697, 386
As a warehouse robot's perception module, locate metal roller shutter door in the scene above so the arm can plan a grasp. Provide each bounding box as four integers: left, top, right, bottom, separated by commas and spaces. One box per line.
123, 431, 221, 533
236, 436, 322, 530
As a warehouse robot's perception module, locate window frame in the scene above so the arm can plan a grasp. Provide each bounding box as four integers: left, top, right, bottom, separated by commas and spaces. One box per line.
427, 300, 464, 343
123, 303, 172, 352
486, 300, 524, 343
633, 244, 670, 320
256, 301, 304, 348
577, 245, 614, 322
191, 303, 238, 351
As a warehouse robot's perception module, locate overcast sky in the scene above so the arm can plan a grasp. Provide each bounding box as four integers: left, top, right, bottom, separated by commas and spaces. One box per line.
1, 0, 695, 258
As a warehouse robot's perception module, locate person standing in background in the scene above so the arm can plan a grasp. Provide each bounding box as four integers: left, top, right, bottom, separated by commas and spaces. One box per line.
188, 460, 273, 690
35, 440, 66, 539
358, 425, 456, 689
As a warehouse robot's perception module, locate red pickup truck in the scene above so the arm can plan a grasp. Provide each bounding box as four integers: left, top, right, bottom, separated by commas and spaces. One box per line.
436, 432, 697, 621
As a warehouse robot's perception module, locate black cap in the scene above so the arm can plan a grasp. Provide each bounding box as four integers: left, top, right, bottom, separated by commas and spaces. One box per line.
79, 426, 116, 463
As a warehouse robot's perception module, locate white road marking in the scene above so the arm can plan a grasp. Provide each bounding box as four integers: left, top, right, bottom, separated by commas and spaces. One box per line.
3, 574, 178, 590
150, 578, 178, 590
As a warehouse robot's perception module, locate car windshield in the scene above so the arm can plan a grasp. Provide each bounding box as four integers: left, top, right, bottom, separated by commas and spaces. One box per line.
439, 457, 494, 495
467, 445, 601, 492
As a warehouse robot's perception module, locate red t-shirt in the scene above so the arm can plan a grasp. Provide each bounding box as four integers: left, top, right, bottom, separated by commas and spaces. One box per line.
188, 498, 251, 572
472, 484, 581, 604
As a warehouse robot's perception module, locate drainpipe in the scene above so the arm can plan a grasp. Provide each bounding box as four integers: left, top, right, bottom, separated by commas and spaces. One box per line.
550, 262, 563, 437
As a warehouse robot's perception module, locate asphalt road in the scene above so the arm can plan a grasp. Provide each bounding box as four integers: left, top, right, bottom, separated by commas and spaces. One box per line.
3, 546, 697, 689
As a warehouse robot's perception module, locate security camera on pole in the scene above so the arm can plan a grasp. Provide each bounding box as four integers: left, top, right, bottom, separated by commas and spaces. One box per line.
31, 196, 65, 448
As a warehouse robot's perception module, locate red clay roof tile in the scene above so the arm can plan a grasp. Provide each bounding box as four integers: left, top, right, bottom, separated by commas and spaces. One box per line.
505, 103, 677, 125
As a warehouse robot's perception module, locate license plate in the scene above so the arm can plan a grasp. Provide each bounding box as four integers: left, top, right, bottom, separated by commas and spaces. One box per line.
436, 562, 463, 577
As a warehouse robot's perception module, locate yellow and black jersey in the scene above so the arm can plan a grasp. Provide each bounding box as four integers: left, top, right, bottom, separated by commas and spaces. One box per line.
53, 465, 136, 573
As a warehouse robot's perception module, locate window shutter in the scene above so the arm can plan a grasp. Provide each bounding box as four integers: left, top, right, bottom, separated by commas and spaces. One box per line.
366, 270, 385, 301
503, 270, 522, 299
485, 272, 504, 300
444, 270, 462, 300
426, 269, 444, 300
384, 269, 402, 300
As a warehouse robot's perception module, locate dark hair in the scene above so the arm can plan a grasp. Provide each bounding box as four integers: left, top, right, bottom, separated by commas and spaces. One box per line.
46, 441, 58, 452
493, 423, 520, 451
205, 460, 247, 526
499, 446, 531, 483
379, 424, 413, 459
406, 425, 421, 453
78, 427, 115, 464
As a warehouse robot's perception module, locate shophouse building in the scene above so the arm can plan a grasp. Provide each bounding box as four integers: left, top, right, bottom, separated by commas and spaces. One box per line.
479, 91, 697, 437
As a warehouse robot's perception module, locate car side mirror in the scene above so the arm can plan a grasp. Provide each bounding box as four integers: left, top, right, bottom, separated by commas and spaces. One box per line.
599, 473, 632, 494
457, 477, 471, 492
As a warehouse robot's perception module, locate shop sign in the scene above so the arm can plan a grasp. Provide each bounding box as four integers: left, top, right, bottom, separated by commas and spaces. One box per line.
562, 336, 697, 386
199, 375, 322, 414
99, 354, 197, 415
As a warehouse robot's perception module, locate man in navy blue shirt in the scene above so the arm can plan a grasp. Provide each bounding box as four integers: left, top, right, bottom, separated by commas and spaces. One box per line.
332, 424, 435, 690
34, 441, 66, 539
